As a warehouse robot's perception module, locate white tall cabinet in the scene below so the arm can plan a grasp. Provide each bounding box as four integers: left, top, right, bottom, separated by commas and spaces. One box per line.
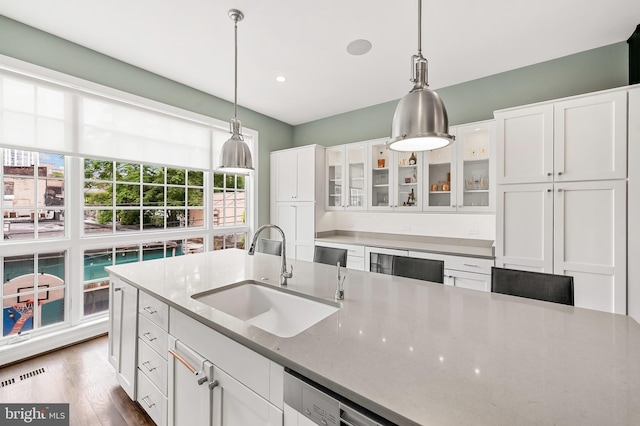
271, 145, 325, 262
495, 89, 628, 314
628, 86, 640, 324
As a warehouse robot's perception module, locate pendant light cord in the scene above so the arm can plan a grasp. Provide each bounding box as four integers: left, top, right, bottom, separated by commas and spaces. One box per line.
417, 0, 422, 57
233, 17, 238, 121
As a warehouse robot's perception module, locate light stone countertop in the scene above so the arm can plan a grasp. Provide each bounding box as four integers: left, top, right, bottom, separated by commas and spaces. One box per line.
107, 249, 640, 425
315, 231, 495, 258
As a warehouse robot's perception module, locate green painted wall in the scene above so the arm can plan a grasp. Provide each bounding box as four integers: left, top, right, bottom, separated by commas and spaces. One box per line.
293, 42, 629, 147
0, 15, 293, 226
0, 14, 631, 223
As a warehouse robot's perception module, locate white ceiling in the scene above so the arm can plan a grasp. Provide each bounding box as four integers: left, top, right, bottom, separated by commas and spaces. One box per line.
1, 0, 639, 125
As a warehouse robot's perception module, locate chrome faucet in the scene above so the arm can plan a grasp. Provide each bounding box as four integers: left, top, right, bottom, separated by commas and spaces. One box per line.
335, 262, 346, 300
247, 224, 293, 286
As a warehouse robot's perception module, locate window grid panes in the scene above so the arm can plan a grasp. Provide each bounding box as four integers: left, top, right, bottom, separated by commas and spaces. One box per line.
2, 252, 66, 337
83, 160, 205, 235
2, 149, 65, 241
0, 67, 256, 346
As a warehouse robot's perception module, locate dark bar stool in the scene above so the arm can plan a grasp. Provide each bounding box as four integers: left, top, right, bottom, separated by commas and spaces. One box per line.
491, 267, 574, 305
391, 256, 444, 284
256, 239, 283, 256
313, 246, 348, 267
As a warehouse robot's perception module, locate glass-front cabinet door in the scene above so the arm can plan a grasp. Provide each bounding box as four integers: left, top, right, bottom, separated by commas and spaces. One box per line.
394, 151, 422, 211
424, 139, 456, 212
369, 139, 392, 210
326, 147, 344, 209
346, 143, 367, 209
326, 142, 368, 210
456, 121, 494, 211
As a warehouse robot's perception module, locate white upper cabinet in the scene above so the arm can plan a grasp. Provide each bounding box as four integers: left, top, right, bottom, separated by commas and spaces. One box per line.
553, 91, 627, 182
325, 142, 368, 210
496, 91, 627, 184
368, 139, 422, 211
424, 120, 495, 212
496, 104, 554, 184
273, 146, 317, 202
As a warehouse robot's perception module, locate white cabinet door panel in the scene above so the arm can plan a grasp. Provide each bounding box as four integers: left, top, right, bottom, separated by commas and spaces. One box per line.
295, 147, 316, 202
554, 91, 627, 182
213, 366, 283, 426
553, 180, 626, 313
496, 104, 554, 184
274, 150, 298, 202
496, 183, 553, 272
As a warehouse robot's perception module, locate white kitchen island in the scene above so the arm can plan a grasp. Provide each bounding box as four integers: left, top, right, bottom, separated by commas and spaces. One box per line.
107, 248, 640, 425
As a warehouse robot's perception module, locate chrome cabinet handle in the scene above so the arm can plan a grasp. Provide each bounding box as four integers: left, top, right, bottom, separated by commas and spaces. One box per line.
558, 188, 564, 192
142, 332, 156, 342
558, 172, 563, 176
463, 264, 479, 268
547, 172, 552, 176
142, 360, 156, 372
114, 287, 122, 292
547, 189, 552, 192
141, 395, 155, 408
143, 306, 157, 314
208, 380, 219, 390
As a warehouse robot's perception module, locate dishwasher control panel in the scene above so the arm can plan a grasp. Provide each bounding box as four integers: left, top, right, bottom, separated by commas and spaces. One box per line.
284, 370, 385, 426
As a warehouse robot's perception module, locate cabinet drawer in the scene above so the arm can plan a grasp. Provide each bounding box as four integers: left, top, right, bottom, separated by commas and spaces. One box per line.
346, 256, 365, 271
137, 369, 167, 426
445, 256, 494, 275
138, 314, 168, 360
139, 291, 169, 331
444, 269, 491, 292
138, 339, 168, 395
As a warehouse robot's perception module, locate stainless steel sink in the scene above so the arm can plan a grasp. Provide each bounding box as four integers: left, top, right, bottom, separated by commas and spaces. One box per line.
191, 281, 340, 338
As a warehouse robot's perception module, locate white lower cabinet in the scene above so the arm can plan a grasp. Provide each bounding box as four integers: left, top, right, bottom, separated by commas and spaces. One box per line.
108, 277, 138, 400
137, 291, 169, 425
444, 269, 491, 292
496, 180, 627, 313
169, 308, 283, 426
276, 202, 316, 262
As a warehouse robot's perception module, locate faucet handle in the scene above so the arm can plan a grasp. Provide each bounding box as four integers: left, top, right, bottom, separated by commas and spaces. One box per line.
283, 264, 293, 279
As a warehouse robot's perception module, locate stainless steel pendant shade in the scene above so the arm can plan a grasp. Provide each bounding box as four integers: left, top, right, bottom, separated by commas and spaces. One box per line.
388, 0, 454, 152
219, 8, 254, 172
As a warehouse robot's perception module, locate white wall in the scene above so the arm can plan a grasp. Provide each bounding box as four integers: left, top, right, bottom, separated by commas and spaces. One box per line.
331, 212, 495, 241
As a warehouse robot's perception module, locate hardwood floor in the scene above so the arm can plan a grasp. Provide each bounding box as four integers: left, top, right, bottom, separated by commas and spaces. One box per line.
0, 335, 155, 426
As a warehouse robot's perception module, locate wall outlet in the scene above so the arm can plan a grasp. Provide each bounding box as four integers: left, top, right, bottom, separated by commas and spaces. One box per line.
468, 227, 479, 235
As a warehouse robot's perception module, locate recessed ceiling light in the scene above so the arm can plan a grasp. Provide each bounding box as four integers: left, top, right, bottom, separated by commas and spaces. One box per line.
346, 39, 372, 56
276, 76, 286, 83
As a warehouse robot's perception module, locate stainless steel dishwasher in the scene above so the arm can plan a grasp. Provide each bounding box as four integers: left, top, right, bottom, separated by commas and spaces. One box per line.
284, 369, 395, 426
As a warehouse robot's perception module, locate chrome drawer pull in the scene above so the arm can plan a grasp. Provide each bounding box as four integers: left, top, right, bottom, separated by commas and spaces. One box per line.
142, 361, 156, 372
143, 306, 157, 314
463, 263, 479, 267
141, 395, 155, 408
114, 287, 122, 292
208, 380, 219, 390
142, 332, 157, 342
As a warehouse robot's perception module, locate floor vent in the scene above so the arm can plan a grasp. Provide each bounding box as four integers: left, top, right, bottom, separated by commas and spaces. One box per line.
19, 367, 47, 381
1, 377, 16, 387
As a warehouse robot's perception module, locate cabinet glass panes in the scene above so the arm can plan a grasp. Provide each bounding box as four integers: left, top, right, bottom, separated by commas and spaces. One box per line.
396, 151, 420, 208
347, 145, 365, 207
459, 126, 490, 207
327, 149, 343, 208
370, 142, 390, 207
427, 146, 453, 208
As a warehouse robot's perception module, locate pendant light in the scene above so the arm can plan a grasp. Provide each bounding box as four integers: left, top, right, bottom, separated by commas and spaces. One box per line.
219, 8, 254, 172
387, 0, 454, 152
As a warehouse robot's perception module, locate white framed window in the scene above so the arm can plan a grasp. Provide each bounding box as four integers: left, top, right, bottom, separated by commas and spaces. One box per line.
0, 57, 258, 347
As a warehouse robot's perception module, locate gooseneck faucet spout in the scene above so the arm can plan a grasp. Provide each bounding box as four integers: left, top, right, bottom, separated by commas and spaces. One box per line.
247, 224, 293, 286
